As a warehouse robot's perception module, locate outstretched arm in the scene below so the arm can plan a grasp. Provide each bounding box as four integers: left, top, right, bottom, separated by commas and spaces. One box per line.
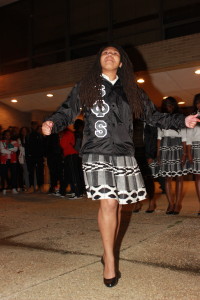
42, 83, 81, 135
139, 88, 200, 129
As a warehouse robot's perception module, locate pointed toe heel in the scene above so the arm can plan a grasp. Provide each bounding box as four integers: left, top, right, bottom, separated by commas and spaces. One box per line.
104, 276, 118, 288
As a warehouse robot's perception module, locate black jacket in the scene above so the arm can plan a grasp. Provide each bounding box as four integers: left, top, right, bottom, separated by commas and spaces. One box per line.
47, 78, 185, 156
26, 131, 45, 158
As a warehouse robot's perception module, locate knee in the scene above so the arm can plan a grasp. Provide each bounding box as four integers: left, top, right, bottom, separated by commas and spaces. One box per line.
100, 199, 118, 213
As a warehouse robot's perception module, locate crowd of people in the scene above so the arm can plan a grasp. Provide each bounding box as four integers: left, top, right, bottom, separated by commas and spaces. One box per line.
0, 119, 85, 199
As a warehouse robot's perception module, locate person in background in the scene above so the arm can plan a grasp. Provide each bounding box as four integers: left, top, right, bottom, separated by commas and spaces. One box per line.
74, 118, 86, 195
0, 130, 19, 194
44, 132, 65, 196
151, 97, 188, 215
143, 123, 158, 212
42, 45, 199, 287
60, 125, 84, 198
26, 121, 45, 193
10, 126, 20, 141
187, 93, 200, 215
18, 126, 30, 191
132, 120, 154, 213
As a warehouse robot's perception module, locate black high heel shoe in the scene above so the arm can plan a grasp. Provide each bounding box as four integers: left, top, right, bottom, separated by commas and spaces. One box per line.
173, 204, 182, 215
145, 209, 155, 213
166, 204, 174, 215
101, 256, 120, 287
104, 276, 118, 288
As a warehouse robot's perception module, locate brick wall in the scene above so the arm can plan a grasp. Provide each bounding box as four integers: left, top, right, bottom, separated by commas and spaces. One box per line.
138, 33, 200, 70
0, 33, 199, 100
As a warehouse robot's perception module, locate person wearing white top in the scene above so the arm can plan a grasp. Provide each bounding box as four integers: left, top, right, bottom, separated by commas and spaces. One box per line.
0, 130, 19, 194
18, 127, 30, 191
150, 97, 188, 215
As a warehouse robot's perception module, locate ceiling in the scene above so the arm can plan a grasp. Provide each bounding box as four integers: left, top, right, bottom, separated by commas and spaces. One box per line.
0, 65, 200, 112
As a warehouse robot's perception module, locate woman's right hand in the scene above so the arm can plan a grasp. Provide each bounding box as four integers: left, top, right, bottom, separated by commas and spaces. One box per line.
42, 121, 54, 135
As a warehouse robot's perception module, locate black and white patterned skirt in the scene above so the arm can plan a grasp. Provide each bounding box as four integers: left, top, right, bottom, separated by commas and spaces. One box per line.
150, 136, 189, 178
191, 141, 200, 174
82, 154, 147, 205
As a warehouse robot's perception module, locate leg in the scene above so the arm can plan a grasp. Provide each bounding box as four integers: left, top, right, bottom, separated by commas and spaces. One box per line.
165, 177, 174, 213
98, 198, 119, 279
35, 157, 44, 188
26, 157, 35, 191
68, 154, 83, 197
146, 177, 156, 212
10, 163, 18, 189
194, 174, 200, 213
115, 204, 122, 248
22, 162, 30, 189
174, 176, 183, 213
157, 176, 166, 193
47, 157, 56, 192
1, 163, 8, 190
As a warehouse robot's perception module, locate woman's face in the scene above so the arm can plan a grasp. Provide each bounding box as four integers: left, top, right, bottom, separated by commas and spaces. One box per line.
100, 47, 122, 73
165, 103, 175, 113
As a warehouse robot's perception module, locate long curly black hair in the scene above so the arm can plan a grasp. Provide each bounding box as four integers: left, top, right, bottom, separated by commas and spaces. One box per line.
79, 44, 143, 118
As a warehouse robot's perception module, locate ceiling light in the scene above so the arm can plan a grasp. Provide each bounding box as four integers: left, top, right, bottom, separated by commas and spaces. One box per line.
178, 101, 185, 105
11, 99, 18, 103
137, 78, 145, 83
47, 93, 53, 97
194, 69, 200, 75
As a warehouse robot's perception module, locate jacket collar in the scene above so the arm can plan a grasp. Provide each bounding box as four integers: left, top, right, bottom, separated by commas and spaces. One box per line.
102, 73, 119, 85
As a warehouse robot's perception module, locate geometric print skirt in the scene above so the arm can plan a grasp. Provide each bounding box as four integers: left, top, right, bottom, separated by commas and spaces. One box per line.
191, 141, 200, 174
150, 136, 189, 178
82, 153, 147, 205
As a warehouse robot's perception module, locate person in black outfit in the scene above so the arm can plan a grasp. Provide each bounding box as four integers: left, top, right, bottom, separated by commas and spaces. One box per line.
132, 120, 155, 213
42, 45, 199, 288
74, 118, 85, 195
44, 133, 65, 195
26, 122, 45, 193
